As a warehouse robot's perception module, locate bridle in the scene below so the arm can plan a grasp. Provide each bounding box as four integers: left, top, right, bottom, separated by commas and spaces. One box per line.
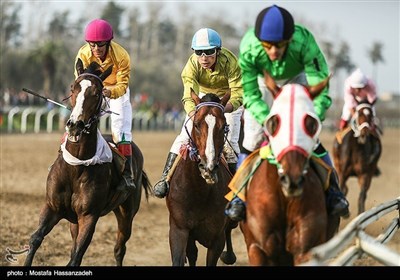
66, 73, 105, 137
350, 103, 374, 138
184, 101, 229, 163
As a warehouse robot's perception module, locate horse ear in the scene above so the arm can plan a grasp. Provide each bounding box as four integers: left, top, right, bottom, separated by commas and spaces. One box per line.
190, 88, 201, 105
220, 90, 231, 106
263, 70, 280, 99
76, 58, 84, 75
307, 74, 331, 99
100, 64, 113, 81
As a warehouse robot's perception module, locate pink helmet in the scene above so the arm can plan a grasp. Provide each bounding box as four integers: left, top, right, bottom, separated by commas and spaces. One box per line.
84, 19, 113, 41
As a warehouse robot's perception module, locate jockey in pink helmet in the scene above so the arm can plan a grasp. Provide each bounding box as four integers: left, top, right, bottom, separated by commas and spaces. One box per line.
75, 19, 134, 205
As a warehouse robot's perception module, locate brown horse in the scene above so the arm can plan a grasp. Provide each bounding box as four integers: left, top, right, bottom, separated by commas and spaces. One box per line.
166, 91, 237, 266
238, 74, 340, 265
333, 100, 382, 214
24, 59, 151, 266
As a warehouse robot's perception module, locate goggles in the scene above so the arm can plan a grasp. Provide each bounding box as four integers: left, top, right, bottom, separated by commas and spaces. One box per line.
261, 40, 290, 50
194, 48, 217, 57
88, 41, 108, 48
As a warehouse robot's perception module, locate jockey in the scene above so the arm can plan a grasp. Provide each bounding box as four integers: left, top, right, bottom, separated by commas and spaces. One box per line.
225, 5, 349, 221
74, 19, 135, 203
340, 68, 377, 130
153, 28, 244, 198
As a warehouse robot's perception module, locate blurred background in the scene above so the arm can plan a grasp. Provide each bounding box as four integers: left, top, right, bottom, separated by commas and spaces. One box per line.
1, 0, 399, 133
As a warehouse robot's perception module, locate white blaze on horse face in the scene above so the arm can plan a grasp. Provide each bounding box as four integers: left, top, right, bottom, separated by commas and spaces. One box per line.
205, 114, 216, 169
266, 84, 321, 160
70, 80, 92, 122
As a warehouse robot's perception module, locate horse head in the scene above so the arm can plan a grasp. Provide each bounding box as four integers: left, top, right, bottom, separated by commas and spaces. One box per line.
66, 58, 113, 142
263, 71, 329, 197
190, 89, 230, 184
350, 100, 375, 144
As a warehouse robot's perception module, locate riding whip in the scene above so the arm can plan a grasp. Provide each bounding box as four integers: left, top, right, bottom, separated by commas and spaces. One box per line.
22, 88, 70, 110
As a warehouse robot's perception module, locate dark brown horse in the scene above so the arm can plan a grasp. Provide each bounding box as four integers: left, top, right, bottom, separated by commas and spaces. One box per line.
238, 74, 340, 265
166, 91, 237, 266
333, 100, 382, 214
24, 59, 151, 266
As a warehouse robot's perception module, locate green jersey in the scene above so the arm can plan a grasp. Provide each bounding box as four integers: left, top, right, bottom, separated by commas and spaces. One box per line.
239, 25, 332, 124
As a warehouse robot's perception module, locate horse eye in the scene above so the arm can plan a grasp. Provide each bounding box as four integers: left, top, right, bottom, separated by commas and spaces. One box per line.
265, 115, 280, 136
304, 115, 319, 137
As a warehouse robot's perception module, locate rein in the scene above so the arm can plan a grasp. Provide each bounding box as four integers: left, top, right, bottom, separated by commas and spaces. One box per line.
184, 101, 229, 162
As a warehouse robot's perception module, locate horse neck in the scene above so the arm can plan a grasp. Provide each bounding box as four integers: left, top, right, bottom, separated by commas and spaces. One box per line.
65, 127, 99, 160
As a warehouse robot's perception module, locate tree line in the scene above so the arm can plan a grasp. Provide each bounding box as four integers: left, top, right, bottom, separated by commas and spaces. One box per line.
1, 1, 384, 110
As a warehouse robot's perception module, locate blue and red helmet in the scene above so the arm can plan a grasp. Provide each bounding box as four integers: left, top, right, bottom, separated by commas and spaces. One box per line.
255, 5, 294, 42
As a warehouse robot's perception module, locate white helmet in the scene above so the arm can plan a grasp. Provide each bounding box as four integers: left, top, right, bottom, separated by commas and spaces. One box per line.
349, 68, 368, 88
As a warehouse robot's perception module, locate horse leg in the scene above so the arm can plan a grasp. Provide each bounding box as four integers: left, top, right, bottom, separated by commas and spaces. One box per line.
338, 173, 349, 197
357, 175, 372, 214
220, 220, 237, 265
186, 236, 198, 266
24, 205, 61, 266
67, 215, 99, 266
205, 234, 225, 266
70, 223, 78, 259
169, 223, 189, 266
113, 207, 135, 266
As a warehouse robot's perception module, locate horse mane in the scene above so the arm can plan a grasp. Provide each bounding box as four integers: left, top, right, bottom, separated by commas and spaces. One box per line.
200, 93, 221, 103
85, 62, 104, 77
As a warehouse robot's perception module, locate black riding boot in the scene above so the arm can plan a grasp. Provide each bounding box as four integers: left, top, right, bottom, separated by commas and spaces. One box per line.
117, 155, 136, 192
154, 152, 178, 198
228, 163, 237, 175
326, 171, 350, 217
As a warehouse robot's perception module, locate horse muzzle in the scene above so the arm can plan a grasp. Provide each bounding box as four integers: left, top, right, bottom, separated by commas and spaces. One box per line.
198, 161, 219, 185
65, 119, 85, 143
280, 173, 304, 197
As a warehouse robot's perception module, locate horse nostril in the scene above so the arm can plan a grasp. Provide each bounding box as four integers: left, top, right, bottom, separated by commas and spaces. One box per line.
76, 120, 85, 130
66, 119, 73, 127
280, 174, 290, 188
297, 175, 305, 186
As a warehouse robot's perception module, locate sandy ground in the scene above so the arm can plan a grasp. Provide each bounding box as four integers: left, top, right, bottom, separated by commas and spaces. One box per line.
0, 129, 399, 267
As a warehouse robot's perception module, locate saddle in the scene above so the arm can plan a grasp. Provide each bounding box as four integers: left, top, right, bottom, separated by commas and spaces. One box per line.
108, 144, 126, 175
225, 145, 332, 203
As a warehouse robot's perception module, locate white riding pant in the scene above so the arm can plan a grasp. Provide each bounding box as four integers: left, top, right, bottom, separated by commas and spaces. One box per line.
242, 74, 308, 152
170, 98, 243, 164
106, 88, 132, 143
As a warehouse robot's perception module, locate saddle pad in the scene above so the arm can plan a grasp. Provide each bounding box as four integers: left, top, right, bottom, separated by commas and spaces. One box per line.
335, 127, 352, 144
225, 148, 262, 202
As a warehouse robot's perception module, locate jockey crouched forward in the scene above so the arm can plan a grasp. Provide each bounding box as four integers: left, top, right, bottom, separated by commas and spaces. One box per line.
153, 28, 243, 198
224, 5, 349, 222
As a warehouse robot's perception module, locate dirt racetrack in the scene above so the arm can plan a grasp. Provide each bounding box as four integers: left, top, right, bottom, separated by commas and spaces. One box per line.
1, 129, 399, 267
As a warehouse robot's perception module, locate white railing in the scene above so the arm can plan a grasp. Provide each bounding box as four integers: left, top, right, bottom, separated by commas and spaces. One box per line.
302, 197, 400, 266
4, 106, 185, 133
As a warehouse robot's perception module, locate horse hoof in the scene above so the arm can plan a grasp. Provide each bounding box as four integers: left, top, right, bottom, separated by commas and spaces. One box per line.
220, 251, 236, 265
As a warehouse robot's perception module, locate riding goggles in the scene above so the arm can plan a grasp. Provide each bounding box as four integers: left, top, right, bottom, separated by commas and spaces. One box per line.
88, 41, 108, 48
194, 48, 217, 57
261, 40, 290, 50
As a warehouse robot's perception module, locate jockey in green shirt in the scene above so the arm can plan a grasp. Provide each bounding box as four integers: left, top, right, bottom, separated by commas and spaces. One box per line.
225, 4, 349, 221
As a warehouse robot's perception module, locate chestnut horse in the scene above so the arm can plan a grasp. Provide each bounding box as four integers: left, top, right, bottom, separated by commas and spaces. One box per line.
238, 73, 340, 265
166, 91, 237, 266
333, 100, 382, 214
24, 59, 151, 266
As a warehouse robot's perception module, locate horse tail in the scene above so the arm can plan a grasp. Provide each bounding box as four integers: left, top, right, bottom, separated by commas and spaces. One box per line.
141, 170, 153, 201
